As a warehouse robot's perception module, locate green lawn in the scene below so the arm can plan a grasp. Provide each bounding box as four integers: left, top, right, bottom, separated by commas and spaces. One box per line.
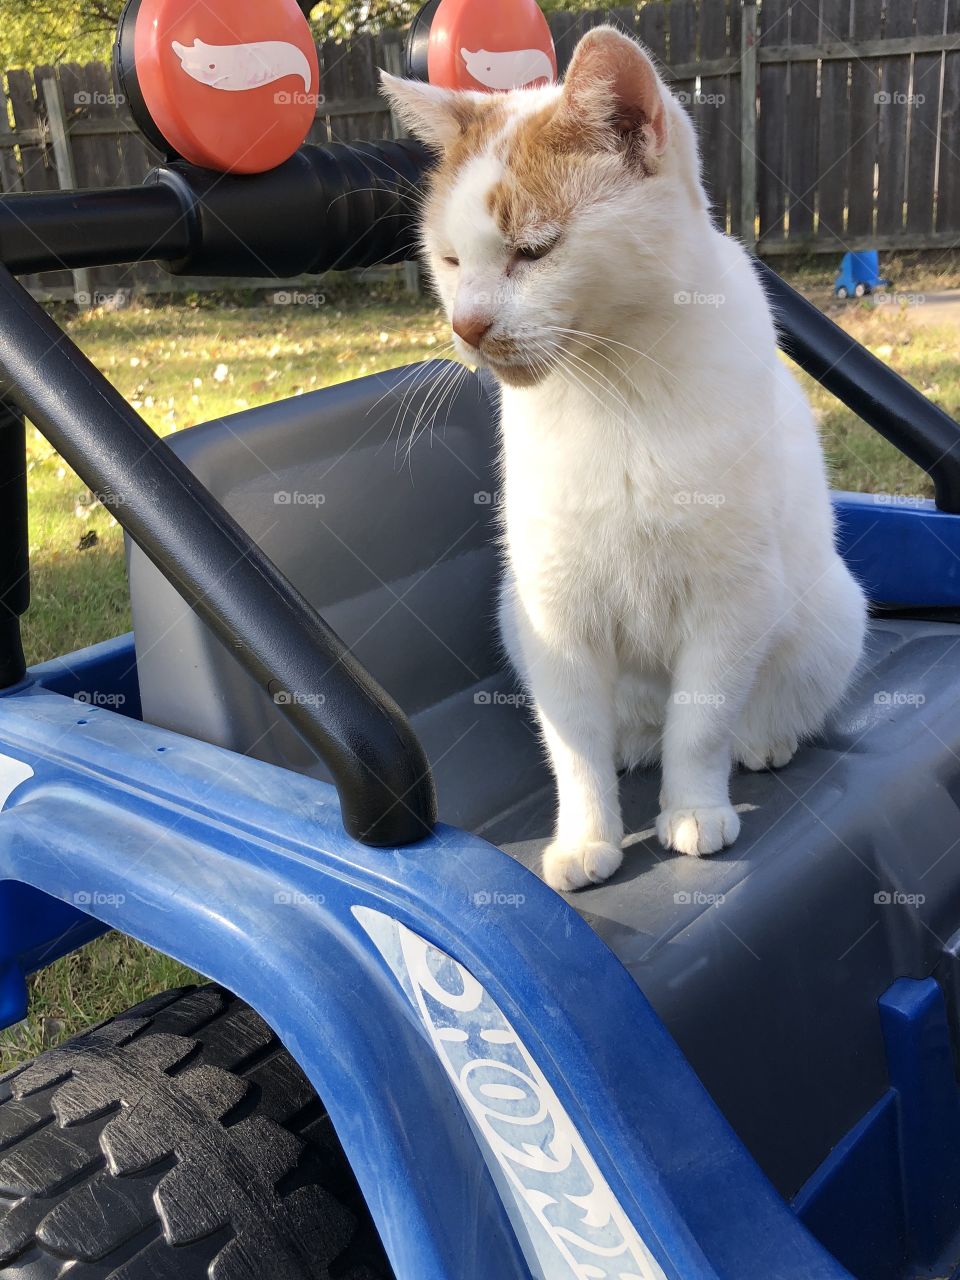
3, 261, 960, 1071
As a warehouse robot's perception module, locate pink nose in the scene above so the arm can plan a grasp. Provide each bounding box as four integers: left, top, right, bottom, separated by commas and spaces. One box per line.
453, 315, 493, 349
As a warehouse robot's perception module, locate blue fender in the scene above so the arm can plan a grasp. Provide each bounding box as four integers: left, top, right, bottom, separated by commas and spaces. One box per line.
0, 642, 852, 1280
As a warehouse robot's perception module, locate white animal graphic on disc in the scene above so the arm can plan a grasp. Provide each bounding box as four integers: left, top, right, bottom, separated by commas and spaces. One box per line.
171, 39, 313, 92
460, 47, 555, 90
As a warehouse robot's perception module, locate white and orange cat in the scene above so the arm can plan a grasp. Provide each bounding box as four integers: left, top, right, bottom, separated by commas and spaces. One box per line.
383, 27, 866, 892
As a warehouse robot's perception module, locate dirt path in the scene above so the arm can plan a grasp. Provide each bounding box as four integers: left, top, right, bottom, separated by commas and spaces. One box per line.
805, 285, 960, 327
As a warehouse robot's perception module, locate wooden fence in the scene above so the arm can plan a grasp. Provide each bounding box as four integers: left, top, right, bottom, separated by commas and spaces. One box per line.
2, 2, 959, 300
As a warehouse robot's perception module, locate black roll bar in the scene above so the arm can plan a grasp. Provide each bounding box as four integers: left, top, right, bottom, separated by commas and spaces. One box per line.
758, 263, 960, 514
0, 261, 436, 847
0, 399, 28, 689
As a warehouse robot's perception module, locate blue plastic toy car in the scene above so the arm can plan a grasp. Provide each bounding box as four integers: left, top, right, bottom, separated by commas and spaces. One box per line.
3, 5, 960, 1280
834, 250, 891, 299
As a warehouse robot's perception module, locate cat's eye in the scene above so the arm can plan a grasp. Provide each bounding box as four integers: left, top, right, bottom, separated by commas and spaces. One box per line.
442, 255, 460, 268
514, 239, 559, 263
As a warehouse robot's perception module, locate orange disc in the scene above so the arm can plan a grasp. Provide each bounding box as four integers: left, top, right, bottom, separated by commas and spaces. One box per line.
131, 0, 320, 173
427, 0, 557, 92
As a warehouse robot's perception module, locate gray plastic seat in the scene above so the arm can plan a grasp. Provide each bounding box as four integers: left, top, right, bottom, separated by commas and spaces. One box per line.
128, 362, 960, 1201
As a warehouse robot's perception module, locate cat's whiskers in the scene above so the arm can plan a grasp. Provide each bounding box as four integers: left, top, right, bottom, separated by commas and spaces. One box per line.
538, 337, 635, 419
385, 355, 456, 464
554, 333, 641, 399
533, 338, 631, 424
549, 325, 680, 385
401, 358, 470, 471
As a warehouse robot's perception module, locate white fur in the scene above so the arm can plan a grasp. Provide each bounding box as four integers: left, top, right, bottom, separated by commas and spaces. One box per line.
382, 33, 867, 892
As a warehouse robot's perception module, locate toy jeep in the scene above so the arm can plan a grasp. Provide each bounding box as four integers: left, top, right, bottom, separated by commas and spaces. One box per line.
3, 3, 960, 1278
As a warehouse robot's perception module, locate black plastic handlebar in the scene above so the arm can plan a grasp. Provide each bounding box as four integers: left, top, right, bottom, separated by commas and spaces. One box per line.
0, 139, 429, 278
0, 263, 436, 847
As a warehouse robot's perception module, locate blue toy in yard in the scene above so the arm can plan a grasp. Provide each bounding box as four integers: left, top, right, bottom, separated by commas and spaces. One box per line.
4, 0, 960, 1277
835, 250, 891, 298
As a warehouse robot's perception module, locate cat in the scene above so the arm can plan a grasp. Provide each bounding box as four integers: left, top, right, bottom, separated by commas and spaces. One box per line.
382, 26, 867, 892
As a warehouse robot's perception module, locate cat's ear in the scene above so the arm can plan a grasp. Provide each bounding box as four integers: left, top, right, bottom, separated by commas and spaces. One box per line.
380, 72, 478, 150
560, 27, 668, 163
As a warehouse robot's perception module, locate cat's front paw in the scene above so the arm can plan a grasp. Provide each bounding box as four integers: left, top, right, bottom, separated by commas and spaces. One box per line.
542, 839, 623, 892
657, 805, 740, 857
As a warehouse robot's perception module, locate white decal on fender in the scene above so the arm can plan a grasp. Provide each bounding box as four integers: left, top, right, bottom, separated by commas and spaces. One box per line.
0, 754, 33, 810
354, 906, 668, 1280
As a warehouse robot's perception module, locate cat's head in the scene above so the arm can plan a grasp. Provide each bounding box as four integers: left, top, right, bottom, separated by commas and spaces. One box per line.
382, 27, 706, 388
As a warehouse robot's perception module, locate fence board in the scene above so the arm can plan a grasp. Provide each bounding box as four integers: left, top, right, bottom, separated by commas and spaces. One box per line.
551, 11, 582, 70
337, 37, 364, 142
940, 0, 960, 230
63, 64, 122, 292
698, 0, 730, 228
320, 38, 349, 144
637, 1, 668, 65
7, 69, 51, 193
875, 1, 914, 236
669, 0, 698, 109
0, 77, 22, 195
9, 68, 73, 296
758, 0, 791, 244
847, 0, 884, 237
784, 0, 820, 240
727, 0, 744, 237
907, 0, 948, 234
817, 0, 852, 241
608, 7, 639, 37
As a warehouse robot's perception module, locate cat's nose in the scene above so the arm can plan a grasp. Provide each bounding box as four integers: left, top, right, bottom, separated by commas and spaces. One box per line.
453, 315, 493, 349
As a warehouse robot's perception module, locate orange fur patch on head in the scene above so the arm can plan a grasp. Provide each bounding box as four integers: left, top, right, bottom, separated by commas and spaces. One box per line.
481, 29, 668, 247
427, 96, 509, 198
486, 100, 628, 246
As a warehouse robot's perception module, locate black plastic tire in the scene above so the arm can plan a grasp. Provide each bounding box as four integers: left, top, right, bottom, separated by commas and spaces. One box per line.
0, 984, 392, 1279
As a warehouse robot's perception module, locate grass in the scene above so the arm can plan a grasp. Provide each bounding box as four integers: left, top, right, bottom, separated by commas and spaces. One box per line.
3, 259, 960, 1071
